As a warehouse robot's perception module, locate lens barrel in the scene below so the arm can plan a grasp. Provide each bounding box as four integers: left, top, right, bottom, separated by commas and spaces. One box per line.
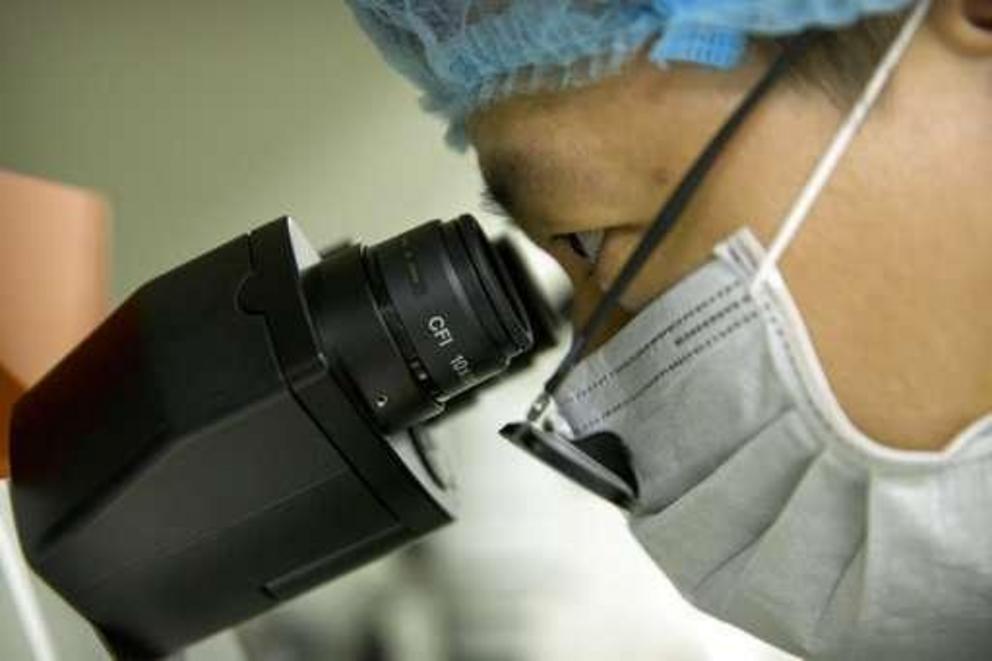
303, 215, 532, 430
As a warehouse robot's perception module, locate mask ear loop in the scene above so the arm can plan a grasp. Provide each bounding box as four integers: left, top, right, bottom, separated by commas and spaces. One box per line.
750, 0, 933, 294
524, 32, 818, 422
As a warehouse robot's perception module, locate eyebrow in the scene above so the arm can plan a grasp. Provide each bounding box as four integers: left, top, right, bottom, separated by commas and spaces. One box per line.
479, 148, 568, 223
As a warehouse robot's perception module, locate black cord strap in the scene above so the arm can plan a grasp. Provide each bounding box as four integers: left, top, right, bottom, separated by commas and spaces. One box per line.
541, 33, 817, 399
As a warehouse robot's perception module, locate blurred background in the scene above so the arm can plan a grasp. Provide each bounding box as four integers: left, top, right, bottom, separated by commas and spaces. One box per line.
0, 1, 795, 660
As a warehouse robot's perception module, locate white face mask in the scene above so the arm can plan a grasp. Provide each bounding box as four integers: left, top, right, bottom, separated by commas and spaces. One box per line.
550, 2, 992, 658
555, 228, 992, 659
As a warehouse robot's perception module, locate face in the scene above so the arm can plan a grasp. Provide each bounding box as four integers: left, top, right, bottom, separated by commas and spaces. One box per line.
467, 49, 832, 348
467, 5, 992, 353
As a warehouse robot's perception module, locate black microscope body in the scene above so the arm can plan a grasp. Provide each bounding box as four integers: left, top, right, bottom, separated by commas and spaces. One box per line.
9, 218, 503, 658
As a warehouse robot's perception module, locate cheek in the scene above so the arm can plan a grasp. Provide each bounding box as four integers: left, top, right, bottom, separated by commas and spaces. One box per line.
593, 226, 674, 313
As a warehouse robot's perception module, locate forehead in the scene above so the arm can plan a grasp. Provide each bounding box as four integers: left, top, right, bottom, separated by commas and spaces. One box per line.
472, 126, 661, 238
467, 65, 697, 234
468, 54, 755, 168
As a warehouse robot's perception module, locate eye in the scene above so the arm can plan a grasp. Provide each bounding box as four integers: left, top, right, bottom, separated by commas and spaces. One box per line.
558, 230, 604, 264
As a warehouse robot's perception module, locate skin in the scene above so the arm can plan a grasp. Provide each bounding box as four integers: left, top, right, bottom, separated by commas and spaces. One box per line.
469, 1, 992, 451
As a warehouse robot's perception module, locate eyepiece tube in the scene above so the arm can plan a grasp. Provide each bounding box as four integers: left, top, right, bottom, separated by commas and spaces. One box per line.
303, 215, 533, 430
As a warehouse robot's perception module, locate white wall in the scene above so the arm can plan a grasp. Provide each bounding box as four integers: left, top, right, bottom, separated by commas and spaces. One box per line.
0, 0, 483, 297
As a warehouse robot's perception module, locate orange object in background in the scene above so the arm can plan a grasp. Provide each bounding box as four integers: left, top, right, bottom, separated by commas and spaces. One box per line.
0, 170, 109, 477
0, 364, 21, 476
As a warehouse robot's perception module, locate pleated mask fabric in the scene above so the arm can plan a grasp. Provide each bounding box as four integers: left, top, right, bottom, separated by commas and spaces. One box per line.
554, 229, 992, 660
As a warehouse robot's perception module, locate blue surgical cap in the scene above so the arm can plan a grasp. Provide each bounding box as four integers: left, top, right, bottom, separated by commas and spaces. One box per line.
348, 0, 912, 147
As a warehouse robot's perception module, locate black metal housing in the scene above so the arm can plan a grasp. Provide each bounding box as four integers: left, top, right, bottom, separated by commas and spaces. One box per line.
9, 217, 509, 658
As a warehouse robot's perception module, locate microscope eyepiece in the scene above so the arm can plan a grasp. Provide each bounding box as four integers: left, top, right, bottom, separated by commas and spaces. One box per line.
303, 215, 532, 430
